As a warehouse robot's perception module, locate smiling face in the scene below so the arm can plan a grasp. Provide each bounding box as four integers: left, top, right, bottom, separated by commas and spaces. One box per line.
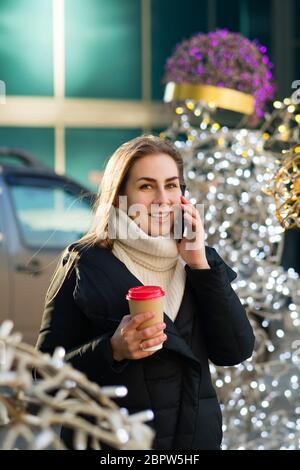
122, 153, 183, 237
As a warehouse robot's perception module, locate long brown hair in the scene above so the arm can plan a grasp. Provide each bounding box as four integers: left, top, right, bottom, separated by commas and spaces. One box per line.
77, 135, 185, 251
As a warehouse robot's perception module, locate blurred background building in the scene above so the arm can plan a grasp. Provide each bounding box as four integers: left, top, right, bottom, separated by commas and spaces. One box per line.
0, 0, 299, 272
0, 1, 300, 450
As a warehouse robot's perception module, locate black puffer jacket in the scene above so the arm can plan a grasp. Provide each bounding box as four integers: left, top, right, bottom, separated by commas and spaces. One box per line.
36, 243, 255, 450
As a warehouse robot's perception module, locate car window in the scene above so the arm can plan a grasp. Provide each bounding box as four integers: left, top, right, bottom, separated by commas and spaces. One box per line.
9, 183, 93, 249
0, 155, 28, 167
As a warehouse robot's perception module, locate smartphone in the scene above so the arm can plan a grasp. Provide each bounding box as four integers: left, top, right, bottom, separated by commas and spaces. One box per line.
180, 183, 186, 195
174, 183, 187, 241
180, 184, 187, 239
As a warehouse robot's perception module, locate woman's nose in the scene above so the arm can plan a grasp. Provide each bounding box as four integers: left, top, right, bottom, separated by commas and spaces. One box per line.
153, 188, 170, 204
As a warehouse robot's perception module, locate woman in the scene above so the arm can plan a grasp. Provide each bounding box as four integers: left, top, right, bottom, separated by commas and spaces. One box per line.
36, 135, 255, 450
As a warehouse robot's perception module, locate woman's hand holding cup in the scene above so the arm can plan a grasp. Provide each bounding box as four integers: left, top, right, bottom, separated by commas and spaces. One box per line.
110, 311, 167, 361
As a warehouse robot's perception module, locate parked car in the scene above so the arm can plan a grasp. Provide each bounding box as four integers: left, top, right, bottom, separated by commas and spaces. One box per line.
0, 148, 95, 344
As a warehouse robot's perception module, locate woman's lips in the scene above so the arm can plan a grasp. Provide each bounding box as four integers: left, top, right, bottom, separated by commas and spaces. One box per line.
149, 213, 171, 222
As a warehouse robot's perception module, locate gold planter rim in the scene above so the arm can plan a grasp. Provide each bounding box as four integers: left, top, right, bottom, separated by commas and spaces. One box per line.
164, 82, 255, 116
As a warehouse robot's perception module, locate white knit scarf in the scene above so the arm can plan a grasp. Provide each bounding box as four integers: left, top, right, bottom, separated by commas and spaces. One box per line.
111, 207, 186, 322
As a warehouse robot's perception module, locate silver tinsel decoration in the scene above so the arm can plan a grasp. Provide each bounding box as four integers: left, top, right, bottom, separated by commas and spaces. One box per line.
162, 97, 300, 450
0, 320, 154, 450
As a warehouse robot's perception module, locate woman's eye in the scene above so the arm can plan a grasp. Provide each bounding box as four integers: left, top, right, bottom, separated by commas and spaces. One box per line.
140, 184, 178, 190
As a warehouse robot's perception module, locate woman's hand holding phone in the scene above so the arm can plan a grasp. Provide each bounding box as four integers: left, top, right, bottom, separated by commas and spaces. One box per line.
176, 195, 210, 270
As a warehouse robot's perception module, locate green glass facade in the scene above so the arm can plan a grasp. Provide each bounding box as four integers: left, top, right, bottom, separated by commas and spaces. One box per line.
0, 0, 276, 190
0, 0, 53, 96
151, 0, 208, 100
65, 0, 142, 99
0, 127, 54, 168
0, 0, 298, 271
65, 128, 141, 189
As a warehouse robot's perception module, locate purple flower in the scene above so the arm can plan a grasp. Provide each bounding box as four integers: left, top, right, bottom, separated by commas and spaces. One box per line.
189, 47, 199, 57
163, 29, 275, 120
196, 65, 204, 75
218, 29, 229, 38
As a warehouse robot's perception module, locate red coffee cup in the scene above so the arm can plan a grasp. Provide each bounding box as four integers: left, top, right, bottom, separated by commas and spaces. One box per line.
126, 286, 165, 351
